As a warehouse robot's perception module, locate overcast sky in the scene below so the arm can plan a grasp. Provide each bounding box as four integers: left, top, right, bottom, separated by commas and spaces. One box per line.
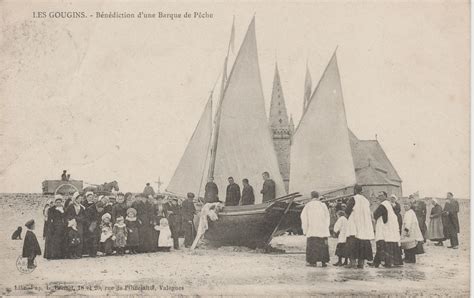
0, 1, 469, 197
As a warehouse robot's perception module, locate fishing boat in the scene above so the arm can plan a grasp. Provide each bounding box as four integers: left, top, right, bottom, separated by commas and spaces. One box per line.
166, 17, 303, 249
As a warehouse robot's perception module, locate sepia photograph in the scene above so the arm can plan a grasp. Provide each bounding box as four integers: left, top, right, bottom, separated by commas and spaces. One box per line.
0, 1, 470, 296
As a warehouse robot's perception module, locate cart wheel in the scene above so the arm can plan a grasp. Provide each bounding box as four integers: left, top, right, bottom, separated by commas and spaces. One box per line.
54, 183, 79, 195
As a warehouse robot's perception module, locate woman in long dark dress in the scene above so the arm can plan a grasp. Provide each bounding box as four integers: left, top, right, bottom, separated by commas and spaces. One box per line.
42, 199, 53, 258
145, 196, 158, 252
132, 194, 153, 253
65, 192, 86, 257
428, 199, 445, 245
44, 197, 66, 259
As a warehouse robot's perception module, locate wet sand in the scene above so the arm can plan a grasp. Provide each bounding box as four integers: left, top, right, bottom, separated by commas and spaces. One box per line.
0, 194, 470, 296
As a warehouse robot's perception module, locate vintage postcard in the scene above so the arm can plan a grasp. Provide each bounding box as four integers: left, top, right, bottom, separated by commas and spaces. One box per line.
0, 1, 470, 296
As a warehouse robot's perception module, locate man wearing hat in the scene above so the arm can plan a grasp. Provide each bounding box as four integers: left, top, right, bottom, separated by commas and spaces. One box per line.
23, 220, 41, 269
182, 192, 197, 248
165, 196, 182, 249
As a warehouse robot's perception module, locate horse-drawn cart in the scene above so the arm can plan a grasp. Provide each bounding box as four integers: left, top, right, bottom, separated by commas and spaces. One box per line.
42, 180, 83, 195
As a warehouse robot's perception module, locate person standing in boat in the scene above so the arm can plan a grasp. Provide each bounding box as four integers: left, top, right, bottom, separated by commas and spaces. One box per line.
344, 184, 374, 269
181, 192, 196, 248
204, 177, 219, 203
225, 177, 241, 206
261, 172, 276, 202
61, 170, 68, 181
442, 192, 460, 249
240, 179, 255, 205
300, 191, 330, 267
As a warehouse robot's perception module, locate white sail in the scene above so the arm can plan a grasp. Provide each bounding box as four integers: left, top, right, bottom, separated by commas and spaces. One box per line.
213, 18, 286, 202
166, 98, 212, 197
290, 51, 356, 196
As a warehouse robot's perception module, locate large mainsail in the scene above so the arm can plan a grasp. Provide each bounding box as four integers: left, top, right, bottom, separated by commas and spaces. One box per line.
166, 98, 212, 197
212, 18, 286, 203
290, 51, 356, 196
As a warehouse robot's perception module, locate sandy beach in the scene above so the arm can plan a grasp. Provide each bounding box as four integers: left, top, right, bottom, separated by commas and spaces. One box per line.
0, 194, 469, 296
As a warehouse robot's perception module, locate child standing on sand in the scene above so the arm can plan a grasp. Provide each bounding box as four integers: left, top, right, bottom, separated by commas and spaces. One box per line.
22, 220, 41, 269
100, 213, 114, 255
125, 208, 140, 254
66, 219, 82, 259
333, 210, 349, 266
156, 218, 172, 252
113, 216, 128, 255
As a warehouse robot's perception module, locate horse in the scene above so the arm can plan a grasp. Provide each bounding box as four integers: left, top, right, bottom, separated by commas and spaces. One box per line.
83, 181, 119, 195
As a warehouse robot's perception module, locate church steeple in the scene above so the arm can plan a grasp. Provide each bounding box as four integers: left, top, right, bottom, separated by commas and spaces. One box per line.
269, 62, 292, 192
269, 63, 290, 129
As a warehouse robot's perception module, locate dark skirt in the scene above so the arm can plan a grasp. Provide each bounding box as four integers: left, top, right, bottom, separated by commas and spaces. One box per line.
393, 244, 403, 266
374, 241, 398, 266
415, 241, 425, 255
306, 237, 330, 264
335, 243, 347, 258
404, 247, 417, 263
346, 236, 373, 261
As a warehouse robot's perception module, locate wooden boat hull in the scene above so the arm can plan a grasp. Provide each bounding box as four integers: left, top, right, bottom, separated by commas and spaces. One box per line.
196, 200, 302, 249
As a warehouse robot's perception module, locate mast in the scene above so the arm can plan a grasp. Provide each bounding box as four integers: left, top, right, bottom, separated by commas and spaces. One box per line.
207, 17, 235, 181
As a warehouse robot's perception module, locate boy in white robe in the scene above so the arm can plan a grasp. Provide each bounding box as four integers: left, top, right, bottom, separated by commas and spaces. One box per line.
333, 210, 348, 266
402, 203, 425, 263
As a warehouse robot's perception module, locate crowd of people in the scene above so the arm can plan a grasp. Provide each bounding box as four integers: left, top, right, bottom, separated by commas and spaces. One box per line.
19, 176, 460, 270
301, 185, 461, 268
41, 191, 197, 260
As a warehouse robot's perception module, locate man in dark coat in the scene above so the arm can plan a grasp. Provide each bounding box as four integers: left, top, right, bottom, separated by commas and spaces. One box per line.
241, 179, 255, 205
143, 183, 155, 197
261, 172, 276, 202
84, 202, 104, 257
165, 197, 182, 249
23, 220, 41, 269
44, 197, 66, 259
225, 177, 241, 206
181, 192, 197, 248
204, 177, 219, 203
442, 192, 460, 249
61, 170, 68, 181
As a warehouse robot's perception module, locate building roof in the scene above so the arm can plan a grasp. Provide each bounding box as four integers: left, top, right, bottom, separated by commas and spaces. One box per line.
349, 129, 402, 185
269, 63, 290, 129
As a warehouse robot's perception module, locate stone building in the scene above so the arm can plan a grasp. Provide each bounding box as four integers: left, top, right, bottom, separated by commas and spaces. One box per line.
269, 64, 294, 192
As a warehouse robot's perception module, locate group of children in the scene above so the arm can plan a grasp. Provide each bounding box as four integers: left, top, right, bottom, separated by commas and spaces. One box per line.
69, 205, 173, 258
